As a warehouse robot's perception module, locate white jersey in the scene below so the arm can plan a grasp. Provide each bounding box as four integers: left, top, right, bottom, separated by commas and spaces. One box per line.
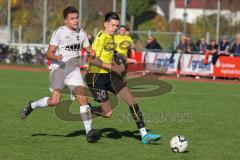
49, 26, 90, 70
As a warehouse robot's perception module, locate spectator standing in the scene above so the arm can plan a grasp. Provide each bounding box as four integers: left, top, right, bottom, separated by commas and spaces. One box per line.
219, 36, 230, 55
176, 35, 188, 53
230, 35, 240, 56
203, 40, 218, 65
146, 35, 162, 51
196, 38, 208, 54
186, 37, 195, 54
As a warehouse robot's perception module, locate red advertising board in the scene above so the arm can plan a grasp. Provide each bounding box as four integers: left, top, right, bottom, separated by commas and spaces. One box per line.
214, 56, 240, 78
128, 51, 144, 71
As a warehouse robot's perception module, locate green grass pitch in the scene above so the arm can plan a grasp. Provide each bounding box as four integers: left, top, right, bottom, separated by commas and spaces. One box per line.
0, 69, 240, 160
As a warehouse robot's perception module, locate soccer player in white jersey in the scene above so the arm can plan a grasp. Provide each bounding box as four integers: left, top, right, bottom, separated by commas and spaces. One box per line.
20, 6, 99, 143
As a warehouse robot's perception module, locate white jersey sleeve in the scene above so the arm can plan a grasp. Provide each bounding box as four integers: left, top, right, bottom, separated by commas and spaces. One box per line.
50, 28, 61, 46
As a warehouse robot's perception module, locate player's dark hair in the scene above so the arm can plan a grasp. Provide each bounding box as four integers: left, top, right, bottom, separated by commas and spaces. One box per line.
104, 12, 119, 22
63, 6, 79, 19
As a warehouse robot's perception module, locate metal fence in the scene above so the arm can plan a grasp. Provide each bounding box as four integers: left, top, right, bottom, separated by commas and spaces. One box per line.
131, 31, 183, 52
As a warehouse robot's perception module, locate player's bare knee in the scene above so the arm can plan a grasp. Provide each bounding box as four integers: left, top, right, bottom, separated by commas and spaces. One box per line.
76, 95, 88, 106
73, 86, 87, 97
73, 86, 88, 105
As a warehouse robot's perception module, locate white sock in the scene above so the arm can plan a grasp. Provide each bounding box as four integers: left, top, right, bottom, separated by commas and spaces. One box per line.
80, 105, 92, 134
31, 97, 49, 109
139, 127, 147, 138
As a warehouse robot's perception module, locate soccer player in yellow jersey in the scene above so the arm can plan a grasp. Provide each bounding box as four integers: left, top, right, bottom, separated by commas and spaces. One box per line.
114, 25, 137, 81
86, 12, 161, 144
114, 25, 135, 59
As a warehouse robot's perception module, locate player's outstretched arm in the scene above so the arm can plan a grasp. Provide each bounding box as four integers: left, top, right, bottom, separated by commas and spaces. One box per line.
45, 45, 62, 62
85, 46, 125, 73
90, 55, 125, 73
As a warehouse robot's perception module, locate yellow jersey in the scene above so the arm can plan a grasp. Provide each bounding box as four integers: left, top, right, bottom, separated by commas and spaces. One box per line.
114, 34, 134, 56
89, 31, 115, 73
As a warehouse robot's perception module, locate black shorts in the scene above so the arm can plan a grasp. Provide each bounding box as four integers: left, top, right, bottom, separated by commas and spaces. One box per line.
85, 72, 126, 102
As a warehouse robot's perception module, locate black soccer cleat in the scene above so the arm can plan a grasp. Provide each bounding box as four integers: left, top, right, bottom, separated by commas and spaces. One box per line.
20, 101, 33, 119
86, 129, 101, 143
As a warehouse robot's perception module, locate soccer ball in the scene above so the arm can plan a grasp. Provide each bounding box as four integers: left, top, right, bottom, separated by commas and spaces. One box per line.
170, 135, 188, 153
